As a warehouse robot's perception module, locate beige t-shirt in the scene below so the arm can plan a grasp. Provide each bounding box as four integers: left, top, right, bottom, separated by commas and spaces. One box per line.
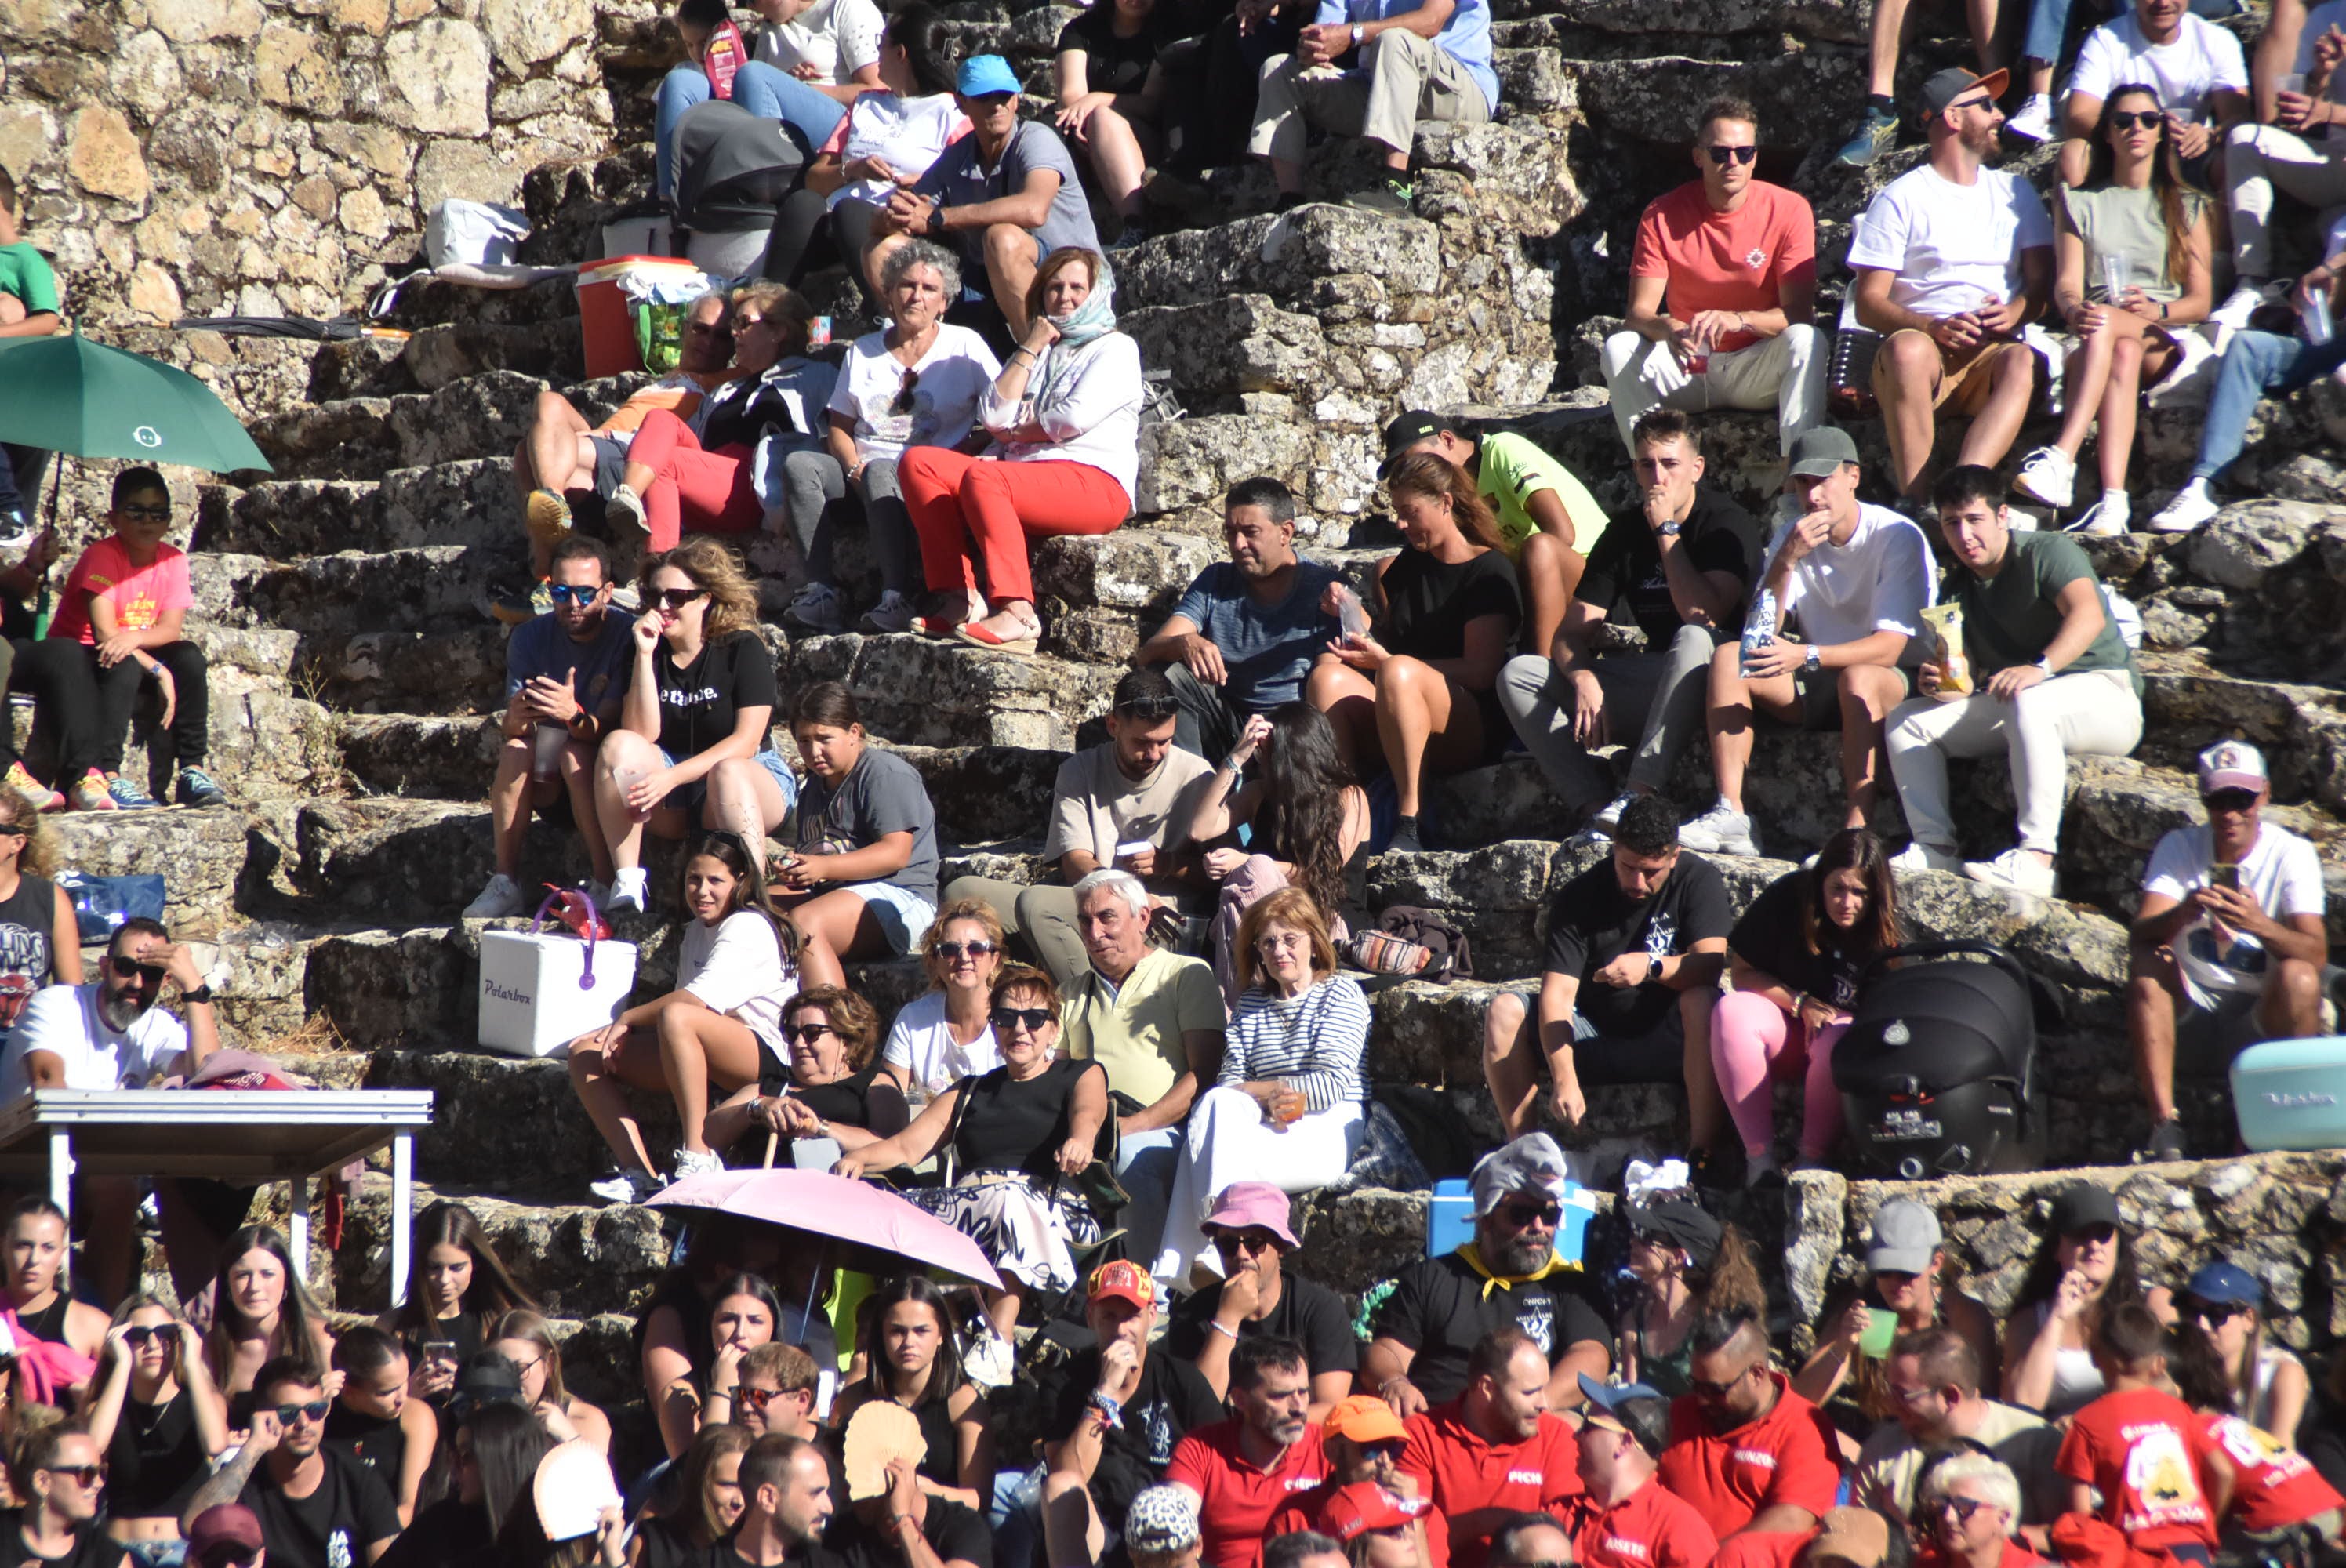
1059, 946, 1226, 1108
1040, 743, 1216, 884
1855, 1399, 2065, 1527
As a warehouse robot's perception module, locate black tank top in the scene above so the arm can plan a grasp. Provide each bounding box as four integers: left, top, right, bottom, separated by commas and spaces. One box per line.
0, 874, 55, 1041
104, 1388, 207, 1517
950, 1058, 1098, 1182
325, 1403, 409, 1498
12, 1294, 70, 1348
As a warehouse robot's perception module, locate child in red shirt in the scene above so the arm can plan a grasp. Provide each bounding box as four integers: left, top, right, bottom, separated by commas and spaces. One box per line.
2054, 1303, 2233, 1560
2164, 1319, 2344, 1544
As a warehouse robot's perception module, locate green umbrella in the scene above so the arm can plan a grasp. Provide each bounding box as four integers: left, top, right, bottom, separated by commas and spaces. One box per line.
0, 328, 272, 474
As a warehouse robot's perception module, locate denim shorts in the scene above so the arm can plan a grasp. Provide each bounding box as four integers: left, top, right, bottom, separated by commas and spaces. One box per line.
843, 882, 938, 955
125, 1542, 187, 1568
656, 747, 799, 816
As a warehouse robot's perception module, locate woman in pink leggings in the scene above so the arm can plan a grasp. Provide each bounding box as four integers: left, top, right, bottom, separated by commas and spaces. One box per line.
899, 247, 1142, 654
1710, 827, 1900, 1187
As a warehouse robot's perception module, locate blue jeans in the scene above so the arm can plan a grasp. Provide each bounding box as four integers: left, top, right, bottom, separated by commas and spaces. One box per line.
654, 62, 845, 201
2192, 329, 2346, 481
1113, 1126, 1181, 1268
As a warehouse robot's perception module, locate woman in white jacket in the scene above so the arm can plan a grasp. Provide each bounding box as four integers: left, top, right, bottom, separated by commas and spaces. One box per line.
899, 248, 1143, 654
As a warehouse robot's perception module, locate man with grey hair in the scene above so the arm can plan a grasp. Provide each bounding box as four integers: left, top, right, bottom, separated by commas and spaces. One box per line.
1364, 1133, 1613, 1415
1060, 866, 1227, 1262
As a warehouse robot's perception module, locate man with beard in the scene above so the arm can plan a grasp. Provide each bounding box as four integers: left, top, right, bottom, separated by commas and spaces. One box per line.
5, 916, 226, 1305
1655, 1306, 1839, 1541
1168, 1338, 1331, 1568
1365, 1134, 1613, 1416
184, 1359, 402, 1567
1396, 1329, 1581, 1568
1269, 1396, 1450, 1568
1141, 478, 1342, 762
719, 1434, 844, 1568
1166, 1185, 1360, 1413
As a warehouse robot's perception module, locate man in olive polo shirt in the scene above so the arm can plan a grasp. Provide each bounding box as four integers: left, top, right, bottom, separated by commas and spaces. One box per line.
1060, 868, 1228, 1264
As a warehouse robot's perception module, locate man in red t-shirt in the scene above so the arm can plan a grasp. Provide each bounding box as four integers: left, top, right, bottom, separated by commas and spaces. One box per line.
1568, 1377, 1719, 1568
1398, 1328, 1580, 1568
1167, 1335, 1331, 1568
2055, 1303, 2233, 1555
1269, 1394, 1453, 1568
1715, 1506, 1890, 1568
1654, 1306, 1841, 1541
1599, 96, 1821, 459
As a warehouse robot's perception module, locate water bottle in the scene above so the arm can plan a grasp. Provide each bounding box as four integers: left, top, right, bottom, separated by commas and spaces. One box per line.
1739, 588, 1777, 679
2301, 287, 2334, 347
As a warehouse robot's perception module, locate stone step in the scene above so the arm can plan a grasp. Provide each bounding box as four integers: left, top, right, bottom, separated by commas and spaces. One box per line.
193, 546, 521, 641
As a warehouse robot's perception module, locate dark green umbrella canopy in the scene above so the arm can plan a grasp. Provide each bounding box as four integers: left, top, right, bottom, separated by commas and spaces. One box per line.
0, 329, 272, 474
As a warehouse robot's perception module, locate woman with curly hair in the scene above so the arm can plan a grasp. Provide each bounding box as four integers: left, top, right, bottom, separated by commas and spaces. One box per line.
703, 984, 910, 1164
593, 537, 800, 914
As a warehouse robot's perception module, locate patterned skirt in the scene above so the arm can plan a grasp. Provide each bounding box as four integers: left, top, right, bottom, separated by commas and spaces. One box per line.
905, 1171, 1102, 1294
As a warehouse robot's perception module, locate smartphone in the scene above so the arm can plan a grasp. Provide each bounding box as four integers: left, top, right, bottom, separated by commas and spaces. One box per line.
423, 1340, 459, 1374
2212, 863, 2242, 892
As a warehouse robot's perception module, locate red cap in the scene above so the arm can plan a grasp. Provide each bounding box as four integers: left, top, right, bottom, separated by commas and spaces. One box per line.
1320, 1483, 1429, 1543
188, 1505, 265, 1566
1088, 1258, 1158, 1311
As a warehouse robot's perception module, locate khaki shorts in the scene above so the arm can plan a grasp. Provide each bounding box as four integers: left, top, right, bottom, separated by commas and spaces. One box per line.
1874, 332, 2031, 414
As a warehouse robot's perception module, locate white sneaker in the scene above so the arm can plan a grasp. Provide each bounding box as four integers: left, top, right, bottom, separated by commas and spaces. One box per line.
783, 581, 848, 635
2006, 93, 2056, 143
670, 1147, 727, 1180
2149, 480, 2221, 534
2211, 279, 2283, 331
1889, 840, 1963, 874
463, 872, 528, 920
1589, 791, 1636, 831
1677, 800, 1761, 857
2073, 491, 2131, 536
2014, 446, 2076, 508
1964, 847, 2057, 898
587, 1167, 662, 1205
605, 867, 649, 914
859, 589, 917, 634
605, 484, 648, 541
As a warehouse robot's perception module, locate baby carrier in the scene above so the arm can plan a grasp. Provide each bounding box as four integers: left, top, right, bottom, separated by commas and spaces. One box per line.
1832, 939, 2042, 1178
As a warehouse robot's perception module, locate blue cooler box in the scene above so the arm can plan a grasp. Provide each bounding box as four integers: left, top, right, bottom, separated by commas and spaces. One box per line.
2231, 1036, 2346, 1151
1426, 1178, 1596, 1262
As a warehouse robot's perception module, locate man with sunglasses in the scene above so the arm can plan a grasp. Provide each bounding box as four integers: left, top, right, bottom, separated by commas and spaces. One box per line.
1396, 1327, 1581, 1568
1365, 1134, 1612, 1419
184, 1358, 401, 1568
1600, 96, 1823, 459
1567, 1378, 1716, 1568
5, 915, 212, 1101
1849, 67, 2052, 517
1166, 1337, 1331, 1568
948, 668, 1215, 989
1853, 1327, 2061, 1538
1269, 1396, 1451, 1568
1654, 1305, 1839, 1541
1168, 1184, 1359, 1414
466, 535, 637, 920
2127, 739, 2331, 1163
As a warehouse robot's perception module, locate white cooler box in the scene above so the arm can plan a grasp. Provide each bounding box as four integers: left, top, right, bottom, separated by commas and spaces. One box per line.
478, 929, 638, 1058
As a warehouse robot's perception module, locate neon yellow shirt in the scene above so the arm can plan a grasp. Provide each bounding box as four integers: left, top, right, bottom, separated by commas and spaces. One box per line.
1476, 432, 1608, 559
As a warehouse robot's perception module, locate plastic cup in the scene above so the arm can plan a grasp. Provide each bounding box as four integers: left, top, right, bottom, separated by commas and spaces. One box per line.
2304, 288, 2336, 347
1273, 1086, 1307, 1126
1858, 1306, 1900, 1358
613, 763, 654, 822
2100, 252, 2130, 306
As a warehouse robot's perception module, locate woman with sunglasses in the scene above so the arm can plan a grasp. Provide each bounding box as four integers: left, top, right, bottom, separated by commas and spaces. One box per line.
86, 1295, 231, 1562
591, 539, 807, 917
779, 239, 1003, 638
605, 283, 837, 552
1149, 888, 1367, 1287
1914, 1452, 2045, 1568
2177, 1261, 2307, 1443
7, 1424, 122, 1568
1615, 1203, 1766, 1399
202, 1225, 338, 1427
2011, 83, 2213, 535
882, 901, 1006, 1113
836, 964, 1109, 1344
490, 1310, 614, 1456
570, 829, 839, 1203
632, 1422, 753, 1568
656, 1273, 784, 1459
899, 247, 1144, 653
381, 1200, 539, 1396
703, 985, 910, 1166
831, 1275, 993, 1508
0, 789, 80, 1055
772, 682, 942, 962
2000, 1183, 2166, 1417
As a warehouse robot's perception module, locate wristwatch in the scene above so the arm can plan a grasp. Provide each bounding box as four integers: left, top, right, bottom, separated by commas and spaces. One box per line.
2034, 655, 2056, 674
1658, 521, 1681, 538
180, 984, 214, 1005
1803, 643, 1821, 672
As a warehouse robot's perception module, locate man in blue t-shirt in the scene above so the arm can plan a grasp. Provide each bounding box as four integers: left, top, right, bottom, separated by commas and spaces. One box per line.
464, 536, 637, 920
1138, 477, 1341, 760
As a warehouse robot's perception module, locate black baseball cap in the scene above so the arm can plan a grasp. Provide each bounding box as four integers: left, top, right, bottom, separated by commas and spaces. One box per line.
1919, 66, 2010, 118
2046, 1181, 2122, 1236
1625, 1200, 1723, 1269
1379, 411, 1444, 476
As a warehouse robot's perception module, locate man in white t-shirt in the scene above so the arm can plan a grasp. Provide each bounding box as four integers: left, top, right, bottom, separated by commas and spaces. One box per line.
1849, 67, 2054, 513
2059, 0, 2250, 190
2127, 740, 2330, 1163
2219, 0, 2346, 312
1678, 426, 1934, 860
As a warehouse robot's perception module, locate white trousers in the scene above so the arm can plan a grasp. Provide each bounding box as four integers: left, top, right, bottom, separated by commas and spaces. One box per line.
1600, 325, 1827, 456
1149, 1085, 1365, 1285
1885, 666, 2143, 855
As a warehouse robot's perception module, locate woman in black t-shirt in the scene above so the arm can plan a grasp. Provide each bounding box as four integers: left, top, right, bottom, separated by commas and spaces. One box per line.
703, 985, 911, 1163
592, 537, 797, 917
380, 1201, 539, 1405
0, 792, 79, 1056
1053, 0, 1174, 243
831, 1276, 993, 1508
85, 1297, 231, 1555
1306, 451, 1521, 853
834, 965, 1108, 1346
1710, 826, 1901, 1185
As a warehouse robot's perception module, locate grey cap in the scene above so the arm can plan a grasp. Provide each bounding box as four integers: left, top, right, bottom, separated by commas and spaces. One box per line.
1469, 1131, 1568, 1218
1865, 1198, 1942, 1276
1787, 425, 1861, 477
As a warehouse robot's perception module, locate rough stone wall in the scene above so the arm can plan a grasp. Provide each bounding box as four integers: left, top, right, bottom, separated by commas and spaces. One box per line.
0, 0, 618, 330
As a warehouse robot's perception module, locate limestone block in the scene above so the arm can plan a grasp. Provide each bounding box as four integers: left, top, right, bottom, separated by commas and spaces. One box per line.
256, 24, 346, 115
146, 0, 263, 42
383, 369, 549, 467
1135, 416, 1318, 516
339, 713, 503, 799
1369, 839, 1563, 976
49, 810, 249, 932
1119, 208, 1443, 314
888, 746, 1062, 847
787, 635, 1124, 750
1120, 294, 1328, 400
67, 106, 151, 205
1030, 528, 1215, 616
2185, 498, 2344, 590
366, 1050, 637, 1189
481, 0, 588, 66
111, 30, 185, 121
381, 20, 493, 138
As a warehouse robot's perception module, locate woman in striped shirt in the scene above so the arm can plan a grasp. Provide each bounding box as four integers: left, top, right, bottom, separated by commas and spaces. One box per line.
1149, 886, 1371, 1286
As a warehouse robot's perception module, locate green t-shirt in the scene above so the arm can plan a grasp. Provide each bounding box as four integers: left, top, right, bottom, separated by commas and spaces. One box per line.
1954, 531, 2140, 693
1475, 432, 1609, 560
0, 244, 59, 317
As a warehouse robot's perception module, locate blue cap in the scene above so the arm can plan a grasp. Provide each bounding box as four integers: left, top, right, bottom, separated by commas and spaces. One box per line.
1578, 1373, 1665, 1412
2185, 1261, 2263, 1308
957, 55, 1022, 97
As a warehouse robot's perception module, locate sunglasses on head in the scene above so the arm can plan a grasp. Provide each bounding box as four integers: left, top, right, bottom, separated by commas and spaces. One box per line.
42, 1465, 101, 1486
935, 939, 997, 960
0, 824, 27, 840
891, 367, 921, 416
547, 583, 603, 605
2203, 788, 2258, 813
275, 1399, 332, 1426
784, 1022, 837, 1045
118, 505, 171, 523
2108, 109, 2163, 129
990, 1006, 1052, 1034
653, 587, 710, 611
109, 956, 166, 984
1497, 1200, 1561, 1228
738, 1385, 785, 1411
1705, 144, 1758, 165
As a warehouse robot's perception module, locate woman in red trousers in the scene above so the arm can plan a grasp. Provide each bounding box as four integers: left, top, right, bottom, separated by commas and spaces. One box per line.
899, 248, 1144, 653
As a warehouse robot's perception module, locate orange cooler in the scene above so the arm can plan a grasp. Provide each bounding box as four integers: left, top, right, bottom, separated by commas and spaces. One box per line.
576, 256, 708, 378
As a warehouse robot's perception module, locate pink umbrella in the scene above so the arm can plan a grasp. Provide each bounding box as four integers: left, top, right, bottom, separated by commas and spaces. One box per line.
647, 1168, 1004, 1290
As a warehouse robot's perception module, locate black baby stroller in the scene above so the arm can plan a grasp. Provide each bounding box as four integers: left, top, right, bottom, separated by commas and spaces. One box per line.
1832, 939, 2046, 1179
671, 99, 811, 278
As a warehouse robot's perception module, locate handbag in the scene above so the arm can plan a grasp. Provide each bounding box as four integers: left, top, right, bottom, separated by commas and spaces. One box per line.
55, 872, 167, 945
